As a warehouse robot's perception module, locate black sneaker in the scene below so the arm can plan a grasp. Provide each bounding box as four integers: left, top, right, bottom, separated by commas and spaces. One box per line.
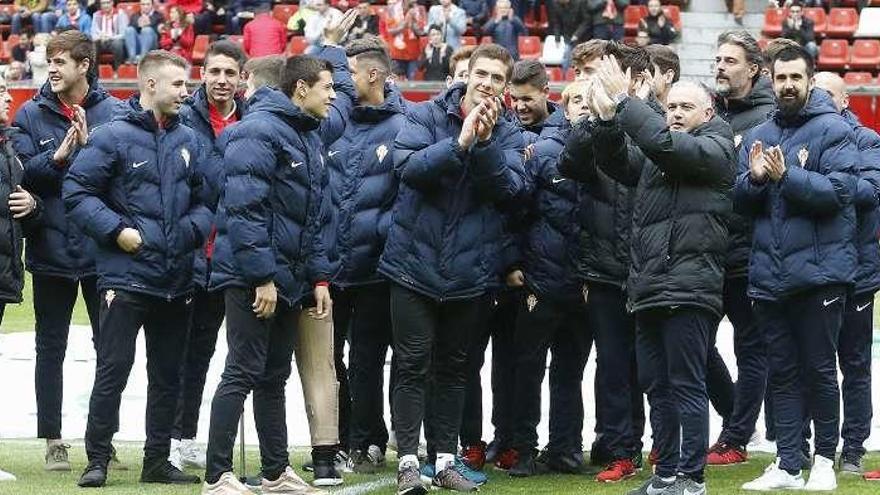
546, 452, 587, 474
398, 462, 427, 495
78, 461, 108, 488
312, 446, 344, 487
140, 459, 201, 484
433, 466, 478, 492
590, 441, 613, 467
349, 449, 380, 474
509, 450, 537, 478
627, 474, 676, 495
839, 453, 863, 475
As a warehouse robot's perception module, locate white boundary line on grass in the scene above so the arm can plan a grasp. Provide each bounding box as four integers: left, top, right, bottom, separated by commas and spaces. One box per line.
333, 476, 395, 495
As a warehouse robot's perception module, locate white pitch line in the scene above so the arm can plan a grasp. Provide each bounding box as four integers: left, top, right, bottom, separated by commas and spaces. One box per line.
332, 476, 396, 495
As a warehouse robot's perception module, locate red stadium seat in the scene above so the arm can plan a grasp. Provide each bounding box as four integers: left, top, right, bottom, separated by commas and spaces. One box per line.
844, 71, 874, 84
118, 2, 140, 19
192, 35, 210, 64
190, 65, 202, 80
288, 36, 308, 55
803, 7, 827, 37
545, 67, 563, 82
98, 64, 114, 80
272, 4, 298, 25
518, 36, 542, 60
763, 7, 787, 37
849, 39, 880, 70
461, 36, 478, 46
661, 5, 682, 32
624, 5, 647, 35
844, 73, 875, 128
817, 38, 849, 70
117, 64, 138, 79
827, 8, 859, 38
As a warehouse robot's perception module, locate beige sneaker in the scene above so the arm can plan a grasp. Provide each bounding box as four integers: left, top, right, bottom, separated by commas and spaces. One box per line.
262, 466, 327, 494
44, 442, 71, 471
202, 472, 250, 494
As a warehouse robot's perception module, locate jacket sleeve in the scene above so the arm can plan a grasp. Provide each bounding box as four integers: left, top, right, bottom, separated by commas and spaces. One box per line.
450, 8, 466, 35
179, 141, 214, 251
779, 128, 857, 215
393, 106, 466, 191
591, 118, 644, 187
559, 119, 599, 184
617, 97, 735, 187
221, 122, 279, 286
317, 45, 355, 145
13, 110, 67, 192
469, 122, 526, 203
733, 140, 769, 216
855, 125, 880, 198
62, 128, 126, 247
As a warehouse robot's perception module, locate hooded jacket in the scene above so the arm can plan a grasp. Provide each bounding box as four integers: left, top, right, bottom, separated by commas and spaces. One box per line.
843, 108, 880, 296
735, 89, 858, 301
13, 77, 124, 279
210, 87, 332, 304
378, 84, 526, 300
594, 97, 735, 317
63, 96, 213, 299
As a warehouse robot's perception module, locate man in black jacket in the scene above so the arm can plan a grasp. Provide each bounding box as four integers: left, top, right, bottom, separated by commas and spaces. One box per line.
707, 30, 776, 466
591, 56, 735, 495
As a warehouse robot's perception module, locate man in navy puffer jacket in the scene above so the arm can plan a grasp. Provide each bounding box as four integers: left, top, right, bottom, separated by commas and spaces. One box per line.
737, 47, 858, 492
326, 37, 406, 472
202, 55, 337, 494
810, 72, 878, 475
64, 51, 213, 489
13, 31, 124, 467
379, 43, 525, 494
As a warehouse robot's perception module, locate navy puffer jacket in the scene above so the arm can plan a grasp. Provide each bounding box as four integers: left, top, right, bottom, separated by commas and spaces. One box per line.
378, 84, 526, 300
210, 87, 332, 304
842, 109, 880, 296
518, 127, 582, 302
13, 78, 124, 279
326, 85, 406, 287
63, 96, 214, 298
520, 101, 566, 139
735, 89, 858, 301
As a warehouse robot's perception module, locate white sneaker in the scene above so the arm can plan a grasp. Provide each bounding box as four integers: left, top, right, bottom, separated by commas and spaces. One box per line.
0, 468, 15, 481
263, 466, 326, 494
180, 438, 207, 469
367, 444, 385, 466
202, 471, 250, 494
169, 438, 184, 471
805, 455, 837, 491
742, 458, 805, 491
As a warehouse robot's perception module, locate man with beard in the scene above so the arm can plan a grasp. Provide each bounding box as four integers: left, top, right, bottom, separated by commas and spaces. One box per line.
65, 50, 213, 488
12, 29, 123, 472
590, 56, 735, 495
738, 45, 857, 492
706, 30, 777, 466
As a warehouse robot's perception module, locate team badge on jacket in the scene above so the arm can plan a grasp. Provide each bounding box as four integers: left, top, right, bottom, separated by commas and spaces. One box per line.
527, 293, 538, 313
582, 284, 589, 304
734, 134, 742, 148
180, 148, 191, 168
376, 144, 388, 163
105, 289, 116, 308
798, 147, 809, 167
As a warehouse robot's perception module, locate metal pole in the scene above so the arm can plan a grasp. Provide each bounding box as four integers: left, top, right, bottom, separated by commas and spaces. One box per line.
238, 414, 247, 483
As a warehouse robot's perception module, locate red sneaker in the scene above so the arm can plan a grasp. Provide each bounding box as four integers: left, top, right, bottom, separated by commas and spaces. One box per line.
460, 442, 487, 470
648, 449, 658, 466
865, 470, 880, 481
706, 442, 747, 466
494, 448, 519, 470
596, 459, 637, 483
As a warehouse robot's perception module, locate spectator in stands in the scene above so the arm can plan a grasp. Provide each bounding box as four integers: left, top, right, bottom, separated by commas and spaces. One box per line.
638, 0, 675, 45
635, 28, 649, 46
586, 0, 628, 41
288, 0, 317, 36
549, 0, 590, 73
780, 1, 817, 60
30, 32, 49, 84
428, 0, 466, 49
243, 5, 286, 57
5, 61, 27, 81
173, 0, 219, 35
12, 0, 55, 34
124, 0, 161, 64
348, 0, 380, 41
383, 0, 424, 79
483, 0, 526, 60
12, 30, 33, 64
55, 0, 92, 33
422, 23, 453, 80
229, 0, 270, 34
305, 0, 344, 53
446, 44, 473, 86
728, 0, 745, 25
159, 5, 196, 62
91, 0, 128, 69
460, 0, 488, 36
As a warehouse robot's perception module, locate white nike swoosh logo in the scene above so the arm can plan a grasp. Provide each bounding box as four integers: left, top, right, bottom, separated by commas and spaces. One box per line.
328, 151, 340, 157
291, 161, 303, 168
40, 138, 54, 145
132, 160, 148, 169
856, 302, 872, 312
552, 177, 566, 184
823, 297, 840, 307
646, 483, 669, 495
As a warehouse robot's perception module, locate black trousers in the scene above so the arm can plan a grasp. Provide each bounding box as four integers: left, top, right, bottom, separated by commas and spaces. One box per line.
85, 289, 191, 465
330, 287, 352, 451
460, 290, 518, 448
511, 292, 590, 455
172, 286, 226, 440
205, 288, 298, 484
589, 283, 644, 460
755, 285, 845, 472
636, 307, 713, 481
390, 283, 489, 457
335, 283, 392, 452
34, 274, 101, 440
839, 290, 874, 458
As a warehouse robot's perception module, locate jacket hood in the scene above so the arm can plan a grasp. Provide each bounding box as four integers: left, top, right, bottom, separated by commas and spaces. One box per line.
772, 88, 839, 127
36, 73, 112, 112
433, 83, 468, 118
693, 114, 735, 141
246, 86, 321, 132
352, 84, 406, 123
716, 76, 776, 113
118, 94, 181, 131
842, 108, 862, 127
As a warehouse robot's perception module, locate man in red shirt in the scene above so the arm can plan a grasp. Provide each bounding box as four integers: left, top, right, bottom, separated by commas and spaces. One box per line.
243, 5, 287, 57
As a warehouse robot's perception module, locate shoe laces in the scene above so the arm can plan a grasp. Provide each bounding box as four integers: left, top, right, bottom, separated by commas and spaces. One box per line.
605, 458, 634, 473
49, 443, 71, 462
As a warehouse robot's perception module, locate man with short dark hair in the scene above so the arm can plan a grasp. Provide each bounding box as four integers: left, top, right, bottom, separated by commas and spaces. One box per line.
643, 43, 679, 105
382, 43, 525, 494
65, 49, 212, 489
13, 28, 123, 473
509, 59, 564, 137
739, 46, 858, 492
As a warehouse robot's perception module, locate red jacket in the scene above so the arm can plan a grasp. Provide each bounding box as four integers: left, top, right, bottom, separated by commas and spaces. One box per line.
167, 0, 203, 15
160, 22, 196, 61
243, 12, 287, 57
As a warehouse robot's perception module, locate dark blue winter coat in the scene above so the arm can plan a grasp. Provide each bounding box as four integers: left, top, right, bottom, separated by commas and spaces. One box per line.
63, 96, 214, 299
210, 87, 332, 305
520, 101, 566, 139
326, 85, 406, 287
735, 89, 859, 301
842, 108, 880, 296
518, 127, 582, 302
13, 78, 124, 279
378, 84, 527, 300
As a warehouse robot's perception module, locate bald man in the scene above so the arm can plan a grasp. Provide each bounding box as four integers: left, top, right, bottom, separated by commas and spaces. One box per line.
812, 72, 879, 475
